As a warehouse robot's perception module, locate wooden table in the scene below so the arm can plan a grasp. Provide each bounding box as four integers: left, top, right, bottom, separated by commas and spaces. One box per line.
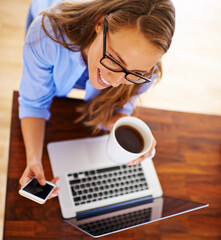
4, 91, 221, 240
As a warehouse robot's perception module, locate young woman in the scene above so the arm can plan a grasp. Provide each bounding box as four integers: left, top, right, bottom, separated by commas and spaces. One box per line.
19, 0, 175, 197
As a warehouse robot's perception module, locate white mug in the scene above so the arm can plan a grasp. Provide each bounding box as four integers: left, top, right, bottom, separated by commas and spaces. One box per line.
106, 116, 155, 164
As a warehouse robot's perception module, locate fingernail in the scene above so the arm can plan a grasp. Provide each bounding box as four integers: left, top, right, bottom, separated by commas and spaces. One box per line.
40, 179, 46, 185
55, 188, 60, 194
51, 193, 58, 198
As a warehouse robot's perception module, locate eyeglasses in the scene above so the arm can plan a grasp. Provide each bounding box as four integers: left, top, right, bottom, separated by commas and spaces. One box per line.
100, 19, 155, 84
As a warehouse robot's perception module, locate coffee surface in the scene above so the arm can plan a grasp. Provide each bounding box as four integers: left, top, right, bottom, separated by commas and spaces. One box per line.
115, 125, 144, 153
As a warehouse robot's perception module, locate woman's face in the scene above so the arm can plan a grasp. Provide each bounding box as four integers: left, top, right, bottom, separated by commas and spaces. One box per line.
84, 22, 163, 90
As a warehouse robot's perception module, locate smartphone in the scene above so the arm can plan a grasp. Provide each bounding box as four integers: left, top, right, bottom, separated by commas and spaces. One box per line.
19, 178, 56, 204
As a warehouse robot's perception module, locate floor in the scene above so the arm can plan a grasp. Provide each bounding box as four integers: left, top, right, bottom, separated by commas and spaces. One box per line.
0, 0, 220, 239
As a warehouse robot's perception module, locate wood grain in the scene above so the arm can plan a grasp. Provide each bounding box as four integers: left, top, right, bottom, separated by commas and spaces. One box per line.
1, 0, 221, 238
3, 92, 221, 239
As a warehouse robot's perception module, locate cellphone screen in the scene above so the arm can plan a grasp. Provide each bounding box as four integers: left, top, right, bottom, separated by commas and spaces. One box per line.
23, 178, 54, 200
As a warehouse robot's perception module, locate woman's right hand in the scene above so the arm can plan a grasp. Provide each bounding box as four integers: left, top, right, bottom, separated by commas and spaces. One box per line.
19, 118, 59, 199
19, 159, 46, 187
19, 160, 60, 199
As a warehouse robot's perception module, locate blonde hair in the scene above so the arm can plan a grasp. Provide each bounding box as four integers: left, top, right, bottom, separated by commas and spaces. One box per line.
41, 0, 175, 132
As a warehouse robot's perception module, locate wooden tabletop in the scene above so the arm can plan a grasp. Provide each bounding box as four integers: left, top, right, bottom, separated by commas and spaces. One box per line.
4, 91, 221, 240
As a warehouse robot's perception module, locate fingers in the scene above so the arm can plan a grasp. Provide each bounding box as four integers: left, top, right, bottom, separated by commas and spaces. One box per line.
48, 177, 60, 199
19, 162, 60, 200
150, 137, 157, 153
33, 164, 46, 186
50, 176, 60, 184
19, 166, 35, 187
19, 171, 32, 187
126, 138, 157, 166
126, 154, 147, 166
48, 187, 60, 199
19, 162, 46, 187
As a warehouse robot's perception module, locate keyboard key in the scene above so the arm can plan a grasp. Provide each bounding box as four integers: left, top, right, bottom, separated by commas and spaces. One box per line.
71, 186, 76, 196
97, 166, 120, 173
68, 164, 149, 207
74, 197, 81, 202
70, 179, 80, 185
78, 173, 85, 179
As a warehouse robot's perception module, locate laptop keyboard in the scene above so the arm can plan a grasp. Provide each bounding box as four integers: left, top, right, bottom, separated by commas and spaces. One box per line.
67, 165, 148, 206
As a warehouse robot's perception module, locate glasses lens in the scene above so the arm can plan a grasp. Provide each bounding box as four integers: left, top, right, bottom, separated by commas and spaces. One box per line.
126, 73, 141, 81
126, 74, 148, 83
101, 58, 123, 72
101, 56, 154, 84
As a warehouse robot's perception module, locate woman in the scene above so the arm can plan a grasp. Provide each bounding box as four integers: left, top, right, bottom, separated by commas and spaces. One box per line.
19, 0, 175, 197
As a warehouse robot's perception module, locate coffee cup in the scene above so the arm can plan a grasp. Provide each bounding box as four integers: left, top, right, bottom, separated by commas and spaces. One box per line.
106, 116, 155, 164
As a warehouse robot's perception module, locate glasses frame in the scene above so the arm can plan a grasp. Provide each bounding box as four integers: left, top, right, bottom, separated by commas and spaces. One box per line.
100, 18, 154, 84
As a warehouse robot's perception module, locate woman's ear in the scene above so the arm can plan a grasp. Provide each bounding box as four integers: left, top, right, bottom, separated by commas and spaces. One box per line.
95, 16, 105, 33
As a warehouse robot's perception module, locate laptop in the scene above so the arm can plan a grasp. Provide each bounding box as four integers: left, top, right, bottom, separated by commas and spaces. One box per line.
47, 134, 208, 237
47, 135, 163, 219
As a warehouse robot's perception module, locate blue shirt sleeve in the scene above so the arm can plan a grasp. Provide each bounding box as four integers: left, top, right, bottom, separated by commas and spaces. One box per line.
19, 16, 58, 120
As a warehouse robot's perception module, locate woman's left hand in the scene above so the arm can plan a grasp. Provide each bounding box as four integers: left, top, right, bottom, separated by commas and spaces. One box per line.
126, 137, 157, 166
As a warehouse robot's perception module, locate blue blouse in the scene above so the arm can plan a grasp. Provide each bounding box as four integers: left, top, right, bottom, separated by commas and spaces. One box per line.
19, 0, 155, 121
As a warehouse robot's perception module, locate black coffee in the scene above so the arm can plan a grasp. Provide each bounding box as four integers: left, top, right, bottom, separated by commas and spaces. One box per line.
115, 125, 144, 153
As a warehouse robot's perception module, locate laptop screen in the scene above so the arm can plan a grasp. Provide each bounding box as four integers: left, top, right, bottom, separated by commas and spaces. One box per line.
65, 196, 208, 238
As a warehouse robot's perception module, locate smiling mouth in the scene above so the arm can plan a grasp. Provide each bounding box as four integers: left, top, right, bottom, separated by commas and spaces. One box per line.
98, 69, 111, 87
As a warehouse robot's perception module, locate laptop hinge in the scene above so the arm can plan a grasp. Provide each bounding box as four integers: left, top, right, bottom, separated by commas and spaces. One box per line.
76, 195, 153, 220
